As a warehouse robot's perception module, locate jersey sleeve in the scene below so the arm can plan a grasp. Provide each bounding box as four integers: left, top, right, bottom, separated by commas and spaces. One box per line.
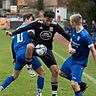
56, 24, 70, 41
85, 34, 94, 48
12, 23, 36, 35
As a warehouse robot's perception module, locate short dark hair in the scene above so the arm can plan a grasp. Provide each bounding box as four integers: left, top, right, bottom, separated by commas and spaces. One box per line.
23, 13, 35, 21
44, 11, 55, 18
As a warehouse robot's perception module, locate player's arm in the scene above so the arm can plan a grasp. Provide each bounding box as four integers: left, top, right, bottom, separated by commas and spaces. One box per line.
68, 41, 76, 54
85, 33, 96, 63
6, 23, 35, 36
90, 45, 96, 63
56, 24, 70, 41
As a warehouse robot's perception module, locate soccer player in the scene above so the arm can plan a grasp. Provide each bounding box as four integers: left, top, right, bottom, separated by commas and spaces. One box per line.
6, 11, 70, 96
0, 13, 45, 96
11, 13, 37, 78
59, 14, 96, 96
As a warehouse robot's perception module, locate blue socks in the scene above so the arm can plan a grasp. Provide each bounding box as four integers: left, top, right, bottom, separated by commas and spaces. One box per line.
75, 91, 82, 96
2, 76, 15, 89
37, 76, 44, 89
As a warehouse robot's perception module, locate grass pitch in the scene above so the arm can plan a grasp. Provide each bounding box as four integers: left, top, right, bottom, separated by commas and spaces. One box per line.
0, 30, 96, 96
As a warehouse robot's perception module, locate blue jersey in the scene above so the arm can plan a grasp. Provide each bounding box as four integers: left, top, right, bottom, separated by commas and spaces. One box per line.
71, 28, 93, 66
13, 23, 32, 55
12, 23, 41, 70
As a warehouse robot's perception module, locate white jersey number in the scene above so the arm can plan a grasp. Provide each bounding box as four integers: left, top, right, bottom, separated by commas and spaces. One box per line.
17, 33, 23, 43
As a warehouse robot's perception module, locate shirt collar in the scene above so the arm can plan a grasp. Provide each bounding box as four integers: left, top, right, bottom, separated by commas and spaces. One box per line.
76, 27, 84, 33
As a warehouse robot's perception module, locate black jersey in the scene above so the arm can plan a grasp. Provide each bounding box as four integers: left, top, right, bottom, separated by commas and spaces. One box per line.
12, 22, 70, 50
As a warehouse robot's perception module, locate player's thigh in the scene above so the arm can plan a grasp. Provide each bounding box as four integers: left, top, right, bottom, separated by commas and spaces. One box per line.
71, 64, 84, 83
60, 57, 72, 76
14, 55, 26, 70
40, 49, 57, 68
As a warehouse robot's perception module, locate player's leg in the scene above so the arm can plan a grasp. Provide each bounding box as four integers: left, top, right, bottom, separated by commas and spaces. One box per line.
59, 57, 87, 93
25, 43, 35, 65
0, 54, 26, 91
59, 57, 72, 80
71, 64, 84, 96
79, 81, 88, 92
49, 65, 58, 96
27, 64, 36, 77
32, 56, 45, 96
40, 50, 58, 96
0, 70, 21, 91
35, 67, 45, 96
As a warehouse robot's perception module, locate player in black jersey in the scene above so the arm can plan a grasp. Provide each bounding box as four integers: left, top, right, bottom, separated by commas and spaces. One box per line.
6, 11, 70, 96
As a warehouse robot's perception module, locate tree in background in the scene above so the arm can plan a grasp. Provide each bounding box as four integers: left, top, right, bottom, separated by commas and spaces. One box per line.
64, 0, 96, 30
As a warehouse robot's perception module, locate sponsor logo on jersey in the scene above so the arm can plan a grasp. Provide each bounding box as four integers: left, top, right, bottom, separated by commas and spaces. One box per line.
40, 31, 52, 40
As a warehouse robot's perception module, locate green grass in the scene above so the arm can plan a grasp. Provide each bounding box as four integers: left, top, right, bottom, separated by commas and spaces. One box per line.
0, 30, 96, 96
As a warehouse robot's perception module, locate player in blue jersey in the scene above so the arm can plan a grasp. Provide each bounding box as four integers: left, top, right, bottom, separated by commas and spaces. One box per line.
11, 14, 36, 78
59, 14, 96, 96
0, 13, 45, 96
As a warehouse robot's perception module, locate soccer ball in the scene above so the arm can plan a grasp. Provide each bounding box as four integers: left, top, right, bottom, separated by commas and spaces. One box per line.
35, 44, 47, 56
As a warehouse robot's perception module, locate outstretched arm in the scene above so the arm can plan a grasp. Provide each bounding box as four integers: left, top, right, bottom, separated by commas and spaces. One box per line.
6, 23, 35, 36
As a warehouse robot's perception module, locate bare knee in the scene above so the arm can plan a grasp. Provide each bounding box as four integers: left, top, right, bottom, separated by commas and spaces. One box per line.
26, 43, 35, 58
36, 67, 45, 77
27, 43, 35, 50
71, 80, 80, 92
50, 65, 59, 77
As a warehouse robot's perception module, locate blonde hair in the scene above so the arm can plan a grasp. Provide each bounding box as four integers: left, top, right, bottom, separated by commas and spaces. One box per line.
70, 14, 82, 25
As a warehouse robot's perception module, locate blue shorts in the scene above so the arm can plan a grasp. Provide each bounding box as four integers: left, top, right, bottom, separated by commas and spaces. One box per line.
14, 47, 41, 70
60, 57, 84, 83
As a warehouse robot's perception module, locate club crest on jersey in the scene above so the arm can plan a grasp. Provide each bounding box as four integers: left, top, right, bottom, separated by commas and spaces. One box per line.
49, 27, 53, 31
40, 31, 52, 40
77, 36, 80, 41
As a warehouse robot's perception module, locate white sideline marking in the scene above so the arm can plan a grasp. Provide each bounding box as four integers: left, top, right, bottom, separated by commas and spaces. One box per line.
53, 50, 96, 84
83, 73, 96, 84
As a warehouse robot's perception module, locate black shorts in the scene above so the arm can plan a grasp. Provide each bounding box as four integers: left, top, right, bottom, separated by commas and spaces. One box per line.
40, 49, 57, 68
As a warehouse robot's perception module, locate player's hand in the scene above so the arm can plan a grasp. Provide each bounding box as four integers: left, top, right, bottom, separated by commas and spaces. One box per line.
12, 59, 16, 65
5, 31, 13, 36
69, 48, 76, 54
